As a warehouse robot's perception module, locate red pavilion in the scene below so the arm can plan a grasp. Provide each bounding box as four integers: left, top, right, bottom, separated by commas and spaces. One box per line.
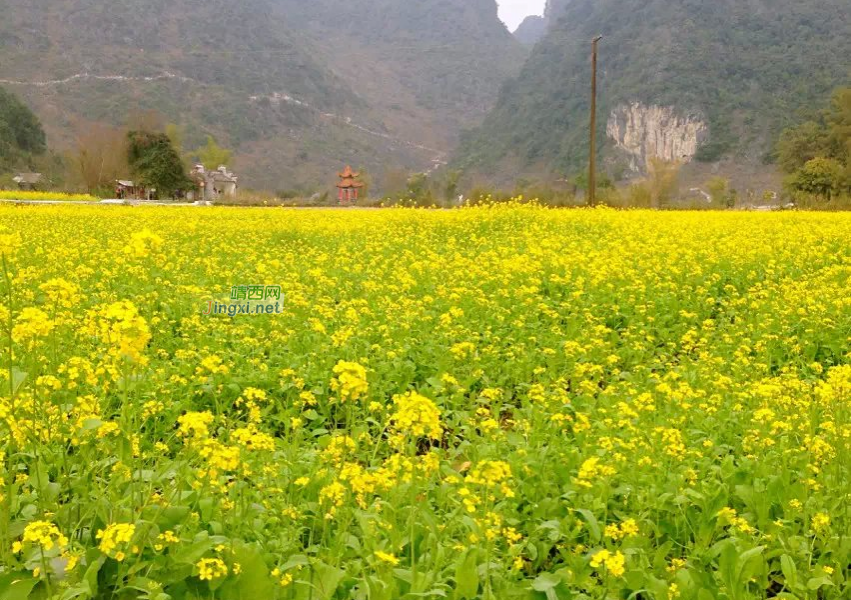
336, 165, 364, 204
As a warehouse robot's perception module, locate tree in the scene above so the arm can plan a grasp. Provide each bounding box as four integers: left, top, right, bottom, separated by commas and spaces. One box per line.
647, 159, 681, 208
826, 87, 851, 166
126, 109, 166, 134
381, 168, 410, 199
776, 121, 829, 173
127, 131, 192, 198
195, 136, 232, 170
73, 124, 129, 194
406, 173, 434, 206
357, 167, 371, 200
443, 169, 462, 202
706, 176, 729, 206
0, 86, 46, 169
791, 157, 843, 201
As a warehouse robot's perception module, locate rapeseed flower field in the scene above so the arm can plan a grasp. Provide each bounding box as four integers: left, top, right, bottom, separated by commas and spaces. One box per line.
0, 191, 101, 203
0, 204, 848, 600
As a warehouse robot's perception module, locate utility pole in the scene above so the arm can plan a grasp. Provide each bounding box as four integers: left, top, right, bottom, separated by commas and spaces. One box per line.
588, 35, 603, 206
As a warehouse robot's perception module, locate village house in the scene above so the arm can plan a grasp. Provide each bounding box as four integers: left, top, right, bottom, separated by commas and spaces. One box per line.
12, 173, 46, 191
188, 164, 238, 202
114, 180, 157, 201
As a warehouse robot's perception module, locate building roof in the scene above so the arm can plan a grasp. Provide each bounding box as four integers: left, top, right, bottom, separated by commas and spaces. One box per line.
338, 165, 359, 179
211, 172, 237, 184
116, 180, 136, 187
337, 177, 364, 189
12, 173, 43, 184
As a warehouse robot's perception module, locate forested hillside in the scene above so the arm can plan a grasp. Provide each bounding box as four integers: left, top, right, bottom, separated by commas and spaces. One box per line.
0, 0, 524, 190
0, 86, 45, 171
457, 0, 851, 182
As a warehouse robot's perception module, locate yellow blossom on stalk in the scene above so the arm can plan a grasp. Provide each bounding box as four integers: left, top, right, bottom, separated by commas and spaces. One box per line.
465, 460, 514, 498
574, 457, 616, 488
319, 481, 347, 518
154, 530, 180, 551
605, 519, 639, 540
330, 360, 368, 401
198, 355, 230, 375
39, 278, 82, 308
375, 551, 400, 565
124, 229, 164, 258
85, 301, 151, 364
811, 513, 830, 534
197, 557, 228, 581
232, 425, 276, 451
0, 232, 21, 256
321, 435, 357, 465
590, 549, 626, 577
11, 307, 54, 345
390, 391, 442, 441
177, 411, 215, 440
197, 439, 242, 477
271, 568, 294, 587
716, 507, 755, 534
667, 558, 687, 573
17, 520, 68, 552
96, 523, 136, 558
142, 400, 165, 418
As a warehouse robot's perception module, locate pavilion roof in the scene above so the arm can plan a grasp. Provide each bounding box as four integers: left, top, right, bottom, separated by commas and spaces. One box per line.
337, 177, 364, 189
338, 165, 359, 179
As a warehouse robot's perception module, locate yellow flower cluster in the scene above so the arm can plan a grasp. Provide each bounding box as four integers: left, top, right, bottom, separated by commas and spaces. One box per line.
590, 549, 626, 577
124, 228, 164, 258
390, 391, 443, 441
96, 523, 136, 560
605, 519, 639, 540
14, 520, 68, 553
85, 300, 151, 364
330, 360, 369, 401
12, 307, 54, 345
197, 557, 228, 581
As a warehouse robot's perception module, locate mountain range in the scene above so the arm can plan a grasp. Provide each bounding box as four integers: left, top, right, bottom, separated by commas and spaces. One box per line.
2, 0, 849, 193
0, 0, 525, 191
459, 0, 851, 189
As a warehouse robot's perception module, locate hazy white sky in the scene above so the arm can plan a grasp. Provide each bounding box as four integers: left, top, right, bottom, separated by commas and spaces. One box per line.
498, 0, 547, 31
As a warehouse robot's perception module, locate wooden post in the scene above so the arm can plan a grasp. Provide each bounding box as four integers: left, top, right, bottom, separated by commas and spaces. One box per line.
588, 35, 603, 207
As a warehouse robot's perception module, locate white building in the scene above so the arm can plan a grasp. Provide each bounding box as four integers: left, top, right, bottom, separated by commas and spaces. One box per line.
189, 164, 238, 202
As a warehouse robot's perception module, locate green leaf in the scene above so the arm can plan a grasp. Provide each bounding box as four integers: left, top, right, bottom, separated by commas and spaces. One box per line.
218, 543, 274, 600
11, 368, 27, 395
312, 562, 345, 600
170, 533, 217, 565
805, 577, 834, 591
532, 573, 561, 592
735, 546, 765, 585
454, 550, 479, 600
82, 556, 104, 597
0, 576, 39, 600
780, 555, 797, 590
574, 509, 601, 542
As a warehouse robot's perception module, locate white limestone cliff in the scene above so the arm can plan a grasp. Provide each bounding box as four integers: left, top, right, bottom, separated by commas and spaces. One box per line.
606, 103, 708, 172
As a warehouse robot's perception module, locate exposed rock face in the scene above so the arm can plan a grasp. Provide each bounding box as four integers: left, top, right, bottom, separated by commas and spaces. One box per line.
606, 103, 708, 172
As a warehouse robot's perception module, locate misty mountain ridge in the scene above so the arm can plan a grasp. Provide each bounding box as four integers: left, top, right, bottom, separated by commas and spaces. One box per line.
0, 0, 524, 190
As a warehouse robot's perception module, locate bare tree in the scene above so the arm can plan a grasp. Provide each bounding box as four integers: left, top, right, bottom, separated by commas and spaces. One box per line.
73, 124, 130, 193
